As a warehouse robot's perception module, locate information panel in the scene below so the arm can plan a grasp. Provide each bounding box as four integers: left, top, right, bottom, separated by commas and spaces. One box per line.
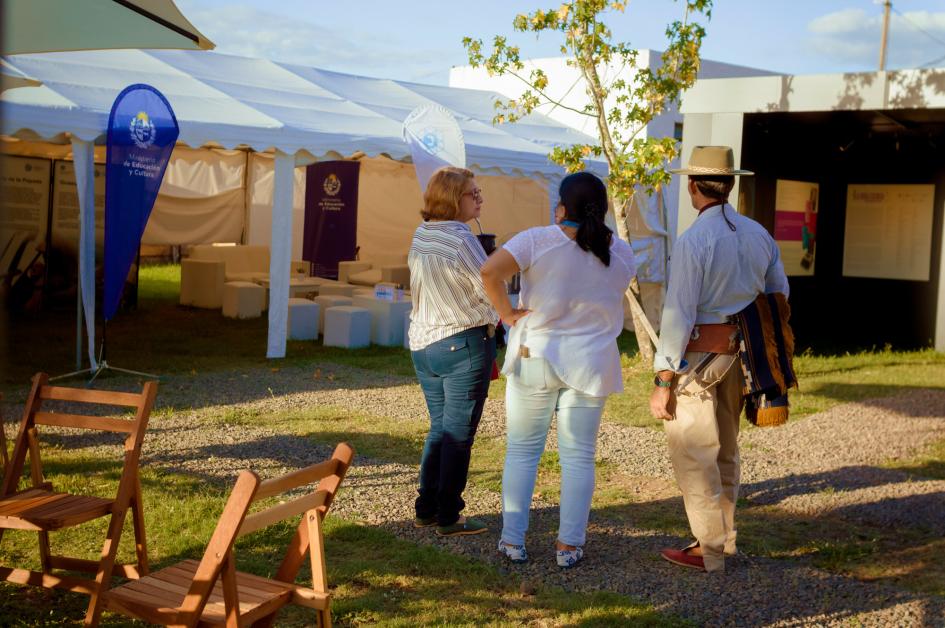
51, 159, 105, 255
774, 179, 818, 276
0, 155, 50, 238
842, 184, 934, 281
0, 155, 50, 285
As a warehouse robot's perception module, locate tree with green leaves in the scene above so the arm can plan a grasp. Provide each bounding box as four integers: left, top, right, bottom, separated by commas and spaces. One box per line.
463, 0, 712, 362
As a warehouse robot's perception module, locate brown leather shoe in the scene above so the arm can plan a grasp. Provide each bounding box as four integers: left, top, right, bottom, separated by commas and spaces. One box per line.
660, 547, 706, 571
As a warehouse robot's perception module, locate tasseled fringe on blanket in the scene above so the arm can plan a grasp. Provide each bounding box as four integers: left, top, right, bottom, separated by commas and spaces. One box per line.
736, 292, 797, 428
745, 393, 790, 427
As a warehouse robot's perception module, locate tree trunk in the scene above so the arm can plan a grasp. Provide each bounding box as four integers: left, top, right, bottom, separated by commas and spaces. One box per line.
612, 199, 656, 363
627, 279, 655, 363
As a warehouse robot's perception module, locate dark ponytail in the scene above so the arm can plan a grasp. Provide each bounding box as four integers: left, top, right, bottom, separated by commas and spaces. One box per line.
558, 172, 612, 266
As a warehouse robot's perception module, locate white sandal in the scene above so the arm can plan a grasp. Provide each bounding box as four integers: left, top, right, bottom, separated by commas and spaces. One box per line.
497, 541, 528, 563
556, 546, 584, 568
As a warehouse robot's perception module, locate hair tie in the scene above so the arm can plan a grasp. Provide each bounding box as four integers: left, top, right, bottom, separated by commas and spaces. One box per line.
561, 219, 582, 228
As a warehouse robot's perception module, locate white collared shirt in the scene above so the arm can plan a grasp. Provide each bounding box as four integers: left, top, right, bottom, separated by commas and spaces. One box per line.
654, 203, 790, 372
408, 220, 498, 351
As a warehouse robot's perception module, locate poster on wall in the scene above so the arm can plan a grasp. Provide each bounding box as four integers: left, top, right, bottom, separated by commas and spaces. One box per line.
51, 160, 106, 255
303, 160, 360, 279
774, 179, 818, 276
0, 155, 51, 313
842, 184, 934, 281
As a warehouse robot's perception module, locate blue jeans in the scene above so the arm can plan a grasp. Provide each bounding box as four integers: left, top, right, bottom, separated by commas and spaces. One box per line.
501, 358, 606, 547
412, 326, 496, 526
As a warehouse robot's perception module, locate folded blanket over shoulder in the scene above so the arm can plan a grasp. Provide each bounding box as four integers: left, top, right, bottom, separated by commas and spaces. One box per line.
734, 292, 797, 427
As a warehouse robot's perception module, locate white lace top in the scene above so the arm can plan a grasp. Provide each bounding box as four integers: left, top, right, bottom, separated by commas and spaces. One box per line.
501, 225, 637, 396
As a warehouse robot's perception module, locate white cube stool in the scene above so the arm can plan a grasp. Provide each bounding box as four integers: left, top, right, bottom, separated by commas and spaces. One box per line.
287, 298, 319, 340
311, 295, 353, 334
352, 295, 412, 346
222, 281, 265, 319
323, 306, 371, 348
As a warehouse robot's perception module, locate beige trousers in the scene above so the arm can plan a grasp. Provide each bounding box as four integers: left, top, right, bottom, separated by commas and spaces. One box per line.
664, 351, 744, 572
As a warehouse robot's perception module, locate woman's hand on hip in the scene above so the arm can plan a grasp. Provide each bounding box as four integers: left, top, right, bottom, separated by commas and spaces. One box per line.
503, 308, 531, 327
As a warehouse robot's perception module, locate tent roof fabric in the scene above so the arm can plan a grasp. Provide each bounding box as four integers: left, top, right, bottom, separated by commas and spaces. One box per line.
2, 0, 214, 55
1, 49, 604, 179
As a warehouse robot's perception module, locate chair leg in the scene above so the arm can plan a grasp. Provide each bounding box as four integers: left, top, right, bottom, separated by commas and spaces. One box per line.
221, 554, 241, 628
130, 479, 149, 576
37, 530, 52, 572
307, 511, 331, 628
83, 509, 129, 627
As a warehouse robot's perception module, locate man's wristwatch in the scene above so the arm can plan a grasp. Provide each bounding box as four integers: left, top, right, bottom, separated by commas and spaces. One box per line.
653, 374, 674, 388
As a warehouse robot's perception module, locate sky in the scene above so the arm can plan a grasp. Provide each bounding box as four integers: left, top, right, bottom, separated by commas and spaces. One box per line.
176, 0, 945, 83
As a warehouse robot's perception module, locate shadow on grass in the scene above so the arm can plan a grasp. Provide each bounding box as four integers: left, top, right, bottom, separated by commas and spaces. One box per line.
797, 382, 945, 416
1, 297, 417, 396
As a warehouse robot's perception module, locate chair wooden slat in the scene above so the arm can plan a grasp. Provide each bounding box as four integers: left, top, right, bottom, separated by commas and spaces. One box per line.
238, 490, 327, 539
0, 373, 157, 627
103, 443, 354, 628
39, 385, 144, 407
253, 459, 337, 501
33, 412, 136, 434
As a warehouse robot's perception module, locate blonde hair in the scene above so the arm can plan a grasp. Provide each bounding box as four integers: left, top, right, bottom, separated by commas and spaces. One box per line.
422, 167, 475, 221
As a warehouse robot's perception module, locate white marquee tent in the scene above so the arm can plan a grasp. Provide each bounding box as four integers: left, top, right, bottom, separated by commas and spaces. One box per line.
1, 49, 603, 361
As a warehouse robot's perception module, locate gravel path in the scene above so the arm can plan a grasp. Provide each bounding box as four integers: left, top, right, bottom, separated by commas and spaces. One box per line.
2, 365, 944, 627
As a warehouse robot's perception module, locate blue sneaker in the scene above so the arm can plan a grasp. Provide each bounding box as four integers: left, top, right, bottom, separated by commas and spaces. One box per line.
556, 547, 584, 568
498, 541, 528, 563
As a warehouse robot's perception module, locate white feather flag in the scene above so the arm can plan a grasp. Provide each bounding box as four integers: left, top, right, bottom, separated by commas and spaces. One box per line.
402, 104, 466, 192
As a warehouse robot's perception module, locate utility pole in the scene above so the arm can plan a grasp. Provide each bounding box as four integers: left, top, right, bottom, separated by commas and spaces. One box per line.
878, 0, 892, 71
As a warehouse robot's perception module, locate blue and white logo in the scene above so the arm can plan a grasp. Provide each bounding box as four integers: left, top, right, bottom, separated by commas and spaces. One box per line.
421, 127, 444, 155
129, 111, 156, 149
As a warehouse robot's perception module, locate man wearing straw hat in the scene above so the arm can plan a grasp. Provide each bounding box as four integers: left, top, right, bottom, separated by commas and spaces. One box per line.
649, 146, 789, 573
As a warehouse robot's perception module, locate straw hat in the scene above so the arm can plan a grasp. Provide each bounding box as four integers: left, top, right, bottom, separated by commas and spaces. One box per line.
670, 146, 753, 176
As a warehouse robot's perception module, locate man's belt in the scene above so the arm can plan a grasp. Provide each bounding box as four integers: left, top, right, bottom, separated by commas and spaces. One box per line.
686, 323, 739, 354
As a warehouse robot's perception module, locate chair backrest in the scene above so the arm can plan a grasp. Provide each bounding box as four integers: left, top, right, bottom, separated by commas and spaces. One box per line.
1, 373, 158, 497
176, 442, 355, 623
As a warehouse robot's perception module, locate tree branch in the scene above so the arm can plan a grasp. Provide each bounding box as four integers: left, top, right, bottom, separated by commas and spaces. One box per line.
501, 67, 595, 117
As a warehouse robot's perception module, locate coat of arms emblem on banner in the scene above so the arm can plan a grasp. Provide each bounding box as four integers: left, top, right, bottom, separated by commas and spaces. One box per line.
323, 173, 341, 196
129, 111, 156, 149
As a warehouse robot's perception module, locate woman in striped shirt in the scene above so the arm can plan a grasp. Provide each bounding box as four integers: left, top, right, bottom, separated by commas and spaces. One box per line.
408, 166, 499, 537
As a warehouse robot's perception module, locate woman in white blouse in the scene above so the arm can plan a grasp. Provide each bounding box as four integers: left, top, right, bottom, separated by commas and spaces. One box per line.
408, 166, 499, 537
481, 172, 637, 567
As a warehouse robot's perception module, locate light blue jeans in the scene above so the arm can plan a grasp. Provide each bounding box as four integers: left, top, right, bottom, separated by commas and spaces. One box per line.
501, 357, 606, 548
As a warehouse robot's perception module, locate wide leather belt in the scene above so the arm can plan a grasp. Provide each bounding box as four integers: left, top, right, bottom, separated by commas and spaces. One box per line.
686, 323, 739, 355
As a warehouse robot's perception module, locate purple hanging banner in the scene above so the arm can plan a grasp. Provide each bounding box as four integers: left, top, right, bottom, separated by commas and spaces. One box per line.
104, 83, 179, 321
303, 160, 360, 279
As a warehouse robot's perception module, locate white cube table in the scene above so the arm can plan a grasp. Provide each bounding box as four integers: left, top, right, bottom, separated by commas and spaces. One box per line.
317, 281, 358, 297
352, 295, 412, 347
222, 281, 266, 319
311, 295, 353, 334
323, 306, 371, 348
287, 298, 319, 340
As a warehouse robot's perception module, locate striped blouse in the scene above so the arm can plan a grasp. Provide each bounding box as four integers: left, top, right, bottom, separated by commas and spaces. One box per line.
407, 220, 499, 351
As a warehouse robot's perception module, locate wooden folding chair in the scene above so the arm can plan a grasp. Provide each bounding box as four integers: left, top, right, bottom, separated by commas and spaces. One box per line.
0, 372, 157, 626
0, 393, 8, 480
103, 442, 355, 628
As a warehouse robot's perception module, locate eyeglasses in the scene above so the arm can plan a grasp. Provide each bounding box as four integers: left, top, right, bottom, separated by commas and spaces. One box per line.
462, 188, 483, 202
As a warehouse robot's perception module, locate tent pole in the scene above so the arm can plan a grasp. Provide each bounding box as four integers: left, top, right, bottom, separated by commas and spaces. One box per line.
266, 150, 295, 359
75, 279, 83, 370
